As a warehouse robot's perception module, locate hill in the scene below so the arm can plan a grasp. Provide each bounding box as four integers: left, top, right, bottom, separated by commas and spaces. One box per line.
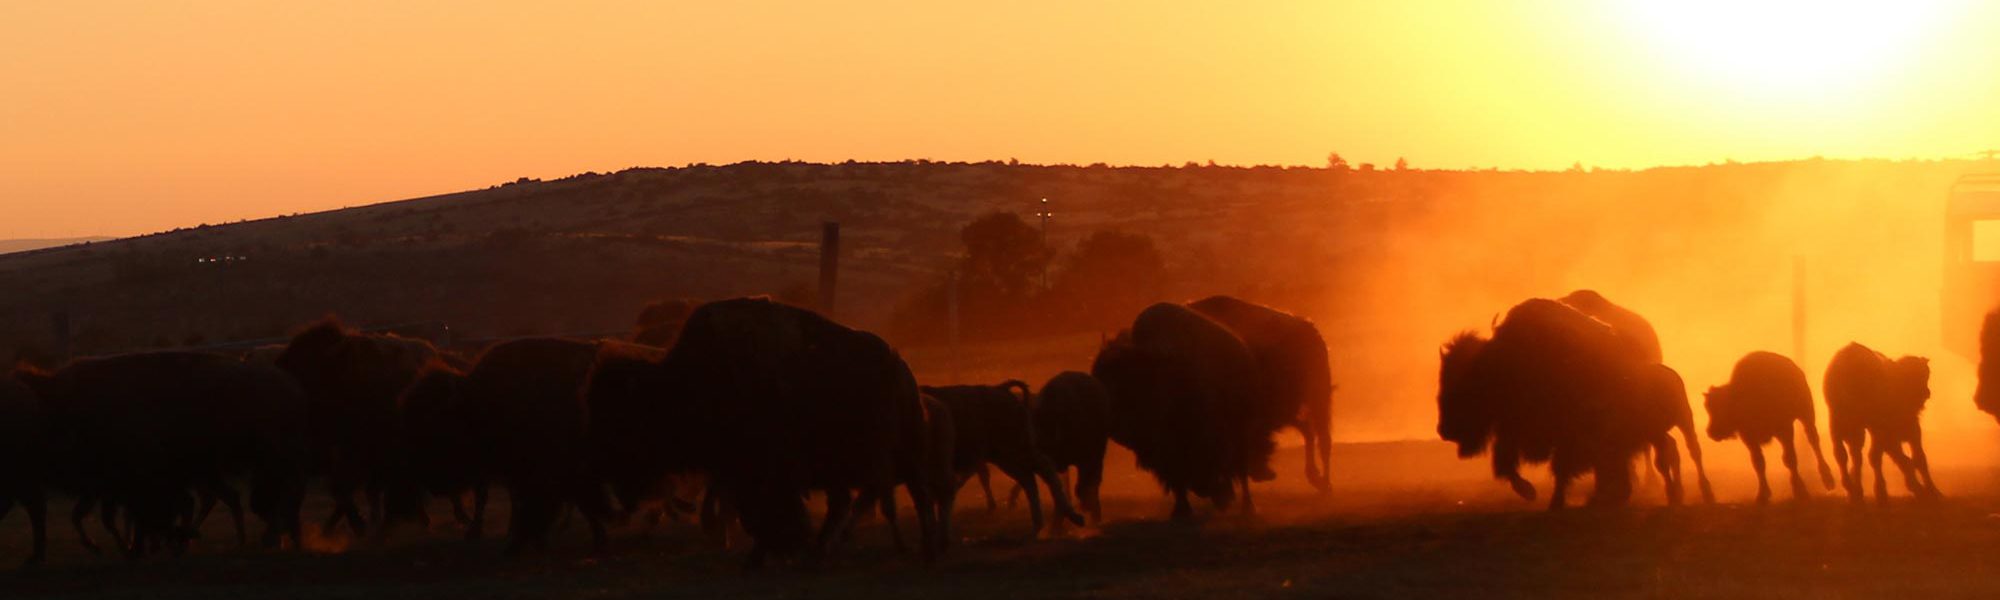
0, 237, 115, 255
0, 158, 1989, 441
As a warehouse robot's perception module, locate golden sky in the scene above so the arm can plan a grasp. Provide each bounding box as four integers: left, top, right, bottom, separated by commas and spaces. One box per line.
4, 0, 1998, 237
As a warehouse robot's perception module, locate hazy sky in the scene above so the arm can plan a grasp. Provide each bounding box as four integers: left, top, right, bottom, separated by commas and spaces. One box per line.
4, 0, 1997, 238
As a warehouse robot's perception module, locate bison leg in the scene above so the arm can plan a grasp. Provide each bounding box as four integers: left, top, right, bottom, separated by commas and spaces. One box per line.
465, 483, 489, 541
1801, 419, 1837, 490
1834, 433, 1864, 503
1021, 455, 1086, 529
1006, 467, 1046, 536
21, 490, 47, 567
1677, 419, 1714, 504
1867, 439, 1891, 506
1748, 440, 1772, 504
1779, 431, 1808, 501
1237, 476, 1256, 516
72, 496, 102, 556
1300, 419, 1330, 493
1907, 432, 1942, 499
1170, 488, 1195, 521
1491, 437, 1536, 501
1076, 460, 1105, 525
975, 466, 999, 513
1653, 436, 1683, 506
1880, 441, 1925, 500
810, 488, 855, 561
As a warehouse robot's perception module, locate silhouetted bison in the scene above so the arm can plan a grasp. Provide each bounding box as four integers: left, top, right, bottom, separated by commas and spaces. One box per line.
1438, 298, 1705, 509
1976, 309, 2000, 423
1028, 371, 1113, 524
274, 318, 439, 536
1705, 351, 1836, 503
656, 297, 938, 566
581, 340, 703, 533
385, 361, 489, 538
0, 376, 49, 565
1186, 296, 1335, 492
456, 337, 616, 554
1824, 342, 1938, 504
920, 381, 1084, 536
1093, 303, 1269, 520
17, 352, 309, 556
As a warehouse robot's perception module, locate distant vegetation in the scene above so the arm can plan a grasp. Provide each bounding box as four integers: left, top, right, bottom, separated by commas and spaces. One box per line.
0, 157, 1984, 440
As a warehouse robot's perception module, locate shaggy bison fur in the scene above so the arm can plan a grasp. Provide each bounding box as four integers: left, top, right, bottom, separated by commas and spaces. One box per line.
1093, 303, 1270, 520
1186, 296, 1336, 492
919, 381, 1084, 536
1823, 342, 1939, 504
656, 297, 937, 566
1437, 297, 1706, 509
274, 319, 439, 536
1704, 351, 1836, 503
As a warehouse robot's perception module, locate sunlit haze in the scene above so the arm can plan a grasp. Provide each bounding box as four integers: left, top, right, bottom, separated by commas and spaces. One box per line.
4, 0, 1998, 237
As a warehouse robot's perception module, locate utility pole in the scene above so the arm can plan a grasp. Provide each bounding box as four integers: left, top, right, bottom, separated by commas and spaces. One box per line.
947, 269, 961, 384
1792, 256, 1807, 366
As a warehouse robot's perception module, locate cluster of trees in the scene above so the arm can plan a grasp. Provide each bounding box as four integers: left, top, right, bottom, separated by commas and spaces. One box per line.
888, 212, 1167, 344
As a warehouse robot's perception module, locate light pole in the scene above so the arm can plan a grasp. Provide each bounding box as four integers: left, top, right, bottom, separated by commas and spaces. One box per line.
1035, 198, 1052, 289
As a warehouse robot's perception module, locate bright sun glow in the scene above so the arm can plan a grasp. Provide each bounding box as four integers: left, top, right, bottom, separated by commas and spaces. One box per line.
1624, 0, 1961, 94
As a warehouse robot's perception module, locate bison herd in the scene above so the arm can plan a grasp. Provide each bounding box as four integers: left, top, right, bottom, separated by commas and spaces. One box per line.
0, 289, 1994, 569
1441, 290, 1953, 510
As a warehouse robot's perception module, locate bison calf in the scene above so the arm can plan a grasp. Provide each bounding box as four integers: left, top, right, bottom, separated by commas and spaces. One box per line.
1705, 351, 1836, 503
1824, 342, 1939, 504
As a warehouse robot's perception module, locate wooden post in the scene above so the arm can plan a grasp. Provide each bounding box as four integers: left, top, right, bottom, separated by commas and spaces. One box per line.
947, 270, 961, 384
1792, 256, 1806, 365
818, 222, 841, 317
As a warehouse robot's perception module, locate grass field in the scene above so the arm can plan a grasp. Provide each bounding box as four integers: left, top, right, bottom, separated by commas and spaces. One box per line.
7, 440, 2000, 599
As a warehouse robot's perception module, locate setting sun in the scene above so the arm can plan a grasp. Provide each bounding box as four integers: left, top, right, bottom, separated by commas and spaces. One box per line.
1622, 0, 1963, 94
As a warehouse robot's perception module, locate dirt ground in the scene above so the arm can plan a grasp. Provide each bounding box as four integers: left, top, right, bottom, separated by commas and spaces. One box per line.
8, 439, 2000, 599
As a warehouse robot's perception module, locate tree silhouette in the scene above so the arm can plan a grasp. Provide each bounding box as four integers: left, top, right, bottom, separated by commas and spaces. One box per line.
1049, 230, 1167, 330
959, 212, 1051, 300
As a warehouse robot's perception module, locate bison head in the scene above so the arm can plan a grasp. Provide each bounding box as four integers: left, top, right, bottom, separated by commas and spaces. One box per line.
1436, 331, 1494, 457
1892, 355, 1932, 411
1702, 385, 1736, 441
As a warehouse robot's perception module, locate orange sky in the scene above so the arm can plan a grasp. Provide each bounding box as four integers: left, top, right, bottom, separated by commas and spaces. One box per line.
4, 0, 1998, 238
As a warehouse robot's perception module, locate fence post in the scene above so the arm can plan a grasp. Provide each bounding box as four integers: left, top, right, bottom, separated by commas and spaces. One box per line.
819, 222, 841, 318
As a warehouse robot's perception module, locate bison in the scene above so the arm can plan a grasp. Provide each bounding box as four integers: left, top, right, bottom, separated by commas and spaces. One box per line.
920, 381, 1085, 536
652, 297, 938, 566
455, 337, 616, 554
1704, 351, 1836, 503
17, 352, 309, 556
1093, 303, 1270, 520
1824, 342, 1939, 504
582, 340, 705, 535
1976, 309, 2000, 424
1025, 371, 1113, 524
0, 375, 49, 565
274, 318, 440, 536
385, 362, 490, 539
1186, 296, 1336, 492
1437, 297, 1702, 509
